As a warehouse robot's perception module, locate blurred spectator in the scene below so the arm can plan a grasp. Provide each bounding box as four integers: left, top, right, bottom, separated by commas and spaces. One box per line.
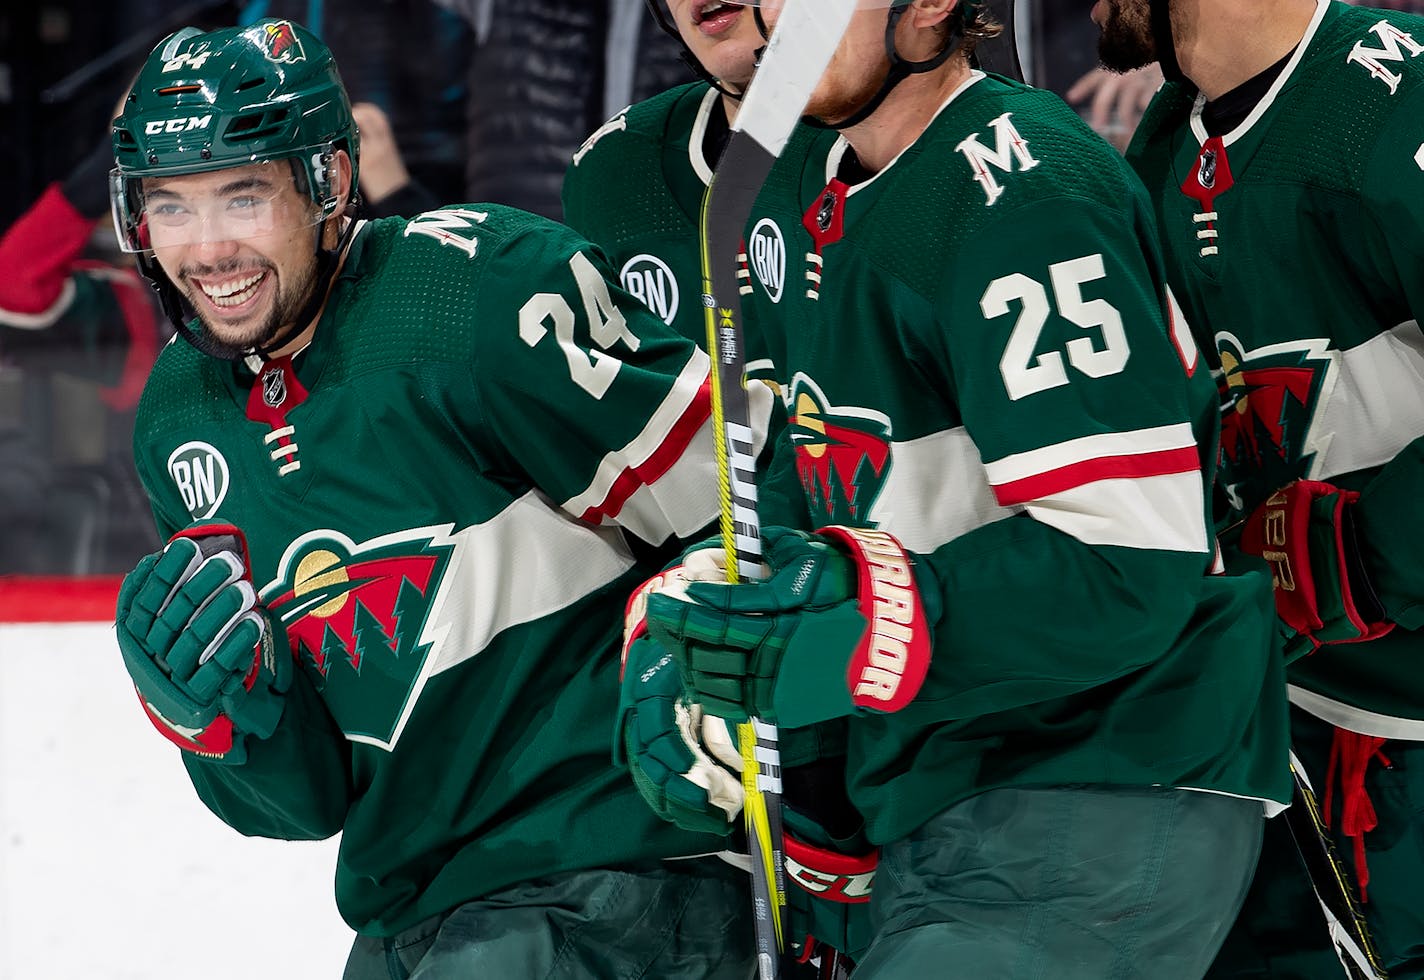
448, 0, 692, 220
1066, 64, 1164, 152
250, 1, 473, 203
0, 131, 165, 574
351, 102, 441, 217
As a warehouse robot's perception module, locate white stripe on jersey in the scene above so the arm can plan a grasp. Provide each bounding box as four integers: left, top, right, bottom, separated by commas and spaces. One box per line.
864, 422, 1207, 555
982, 422, 1198, 486
422, 495, 638, 684
612, 379, 776, 545
980, 422, 1207, 554
560, 348, 713, 529
1019, 474, 1209, 553
865, 426, 1015, 554
1302, 319, 1424, 481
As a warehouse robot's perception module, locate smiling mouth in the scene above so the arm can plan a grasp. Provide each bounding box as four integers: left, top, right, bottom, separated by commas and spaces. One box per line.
193, 270, 268, 309
693, 1, 746, 25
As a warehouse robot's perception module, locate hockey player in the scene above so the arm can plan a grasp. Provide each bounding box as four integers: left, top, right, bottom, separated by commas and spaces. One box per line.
108, 20, 758, 979
564, 3, 878, 970
626, 0, 1295, 975
1096, 0, 1424, 976
563, 1, 824, 356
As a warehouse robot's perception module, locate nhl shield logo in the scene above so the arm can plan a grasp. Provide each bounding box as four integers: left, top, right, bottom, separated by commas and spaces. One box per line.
620, 253, 680, 325
749, 219, 786, 304
262, 366, 287, 408
166, 440, 231, 519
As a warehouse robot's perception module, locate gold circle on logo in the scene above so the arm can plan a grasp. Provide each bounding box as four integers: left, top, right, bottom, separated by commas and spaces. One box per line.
294, 550, 351, 618
796, 392, 827, 458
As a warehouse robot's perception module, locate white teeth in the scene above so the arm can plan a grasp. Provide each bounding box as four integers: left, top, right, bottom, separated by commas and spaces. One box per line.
199, 272, 265, 307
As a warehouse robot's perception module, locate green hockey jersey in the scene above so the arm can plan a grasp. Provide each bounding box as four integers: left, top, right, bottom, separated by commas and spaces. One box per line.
562, 82, 722, 346
742, 71, 1292, 845
1128, 0, 1424, 736
561, 82, 823, 549
130, 206, 736, 937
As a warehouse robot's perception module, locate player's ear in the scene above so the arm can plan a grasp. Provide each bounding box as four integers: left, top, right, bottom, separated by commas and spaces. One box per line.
332, 149, 356, 218
906, 0, 958, 30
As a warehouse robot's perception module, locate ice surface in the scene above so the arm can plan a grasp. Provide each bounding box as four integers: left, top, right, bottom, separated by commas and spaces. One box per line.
0, 624, 350, 979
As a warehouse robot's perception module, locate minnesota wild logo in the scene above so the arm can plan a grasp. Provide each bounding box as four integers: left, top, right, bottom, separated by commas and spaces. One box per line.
1216, 334, 1331, 512
788, 375, 893, 526
262, 528, 456, 749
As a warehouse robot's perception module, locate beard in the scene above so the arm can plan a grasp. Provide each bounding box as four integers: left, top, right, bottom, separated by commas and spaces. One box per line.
180, 252, 320, 354
805, 54, 893, 128
1098, 0, 1158, 74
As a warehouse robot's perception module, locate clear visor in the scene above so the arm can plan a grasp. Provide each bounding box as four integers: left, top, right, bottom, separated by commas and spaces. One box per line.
110, 159, 324, 254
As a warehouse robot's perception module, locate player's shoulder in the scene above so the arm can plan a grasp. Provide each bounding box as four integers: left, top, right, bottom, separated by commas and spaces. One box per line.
337, 208, 595, 355
1294, 4, 1424, 110
1264, 3, 1424, 193
569, 81, 710, 175
361, 205, 585, 276
135, 333, 225, 439
915, 74, 1146, 227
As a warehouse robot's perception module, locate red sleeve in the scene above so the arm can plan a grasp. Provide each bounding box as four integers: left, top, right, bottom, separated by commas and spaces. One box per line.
0, 183, 100, 318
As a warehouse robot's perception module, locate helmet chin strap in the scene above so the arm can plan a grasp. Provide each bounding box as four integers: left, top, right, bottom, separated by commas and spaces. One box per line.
147, 212, 359, 363
811, 5, 965, 132
1150, 0, 1184, 82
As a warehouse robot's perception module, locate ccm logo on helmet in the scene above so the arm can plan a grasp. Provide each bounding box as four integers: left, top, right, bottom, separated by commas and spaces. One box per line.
145, 115, 213, 135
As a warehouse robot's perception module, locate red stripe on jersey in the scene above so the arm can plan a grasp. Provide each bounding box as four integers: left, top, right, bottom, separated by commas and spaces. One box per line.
579, 377, 713, 524
992, 445, 1200, 508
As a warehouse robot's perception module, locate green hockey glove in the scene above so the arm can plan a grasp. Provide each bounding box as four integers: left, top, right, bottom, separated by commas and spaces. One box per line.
116, 526, 291, 764
616, 553, 745, 836
646, 526, 937, 728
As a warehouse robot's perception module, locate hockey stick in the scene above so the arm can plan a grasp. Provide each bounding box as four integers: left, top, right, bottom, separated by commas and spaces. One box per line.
1285, 753, 1388, 980
698, 2, 861, 976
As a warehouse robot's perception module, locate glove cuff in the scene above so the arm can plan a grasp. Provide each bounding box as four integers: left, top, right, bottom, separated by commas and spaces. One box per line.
818, 526, 933, 713
136, 687, 242, 762
784, 830, 876, 904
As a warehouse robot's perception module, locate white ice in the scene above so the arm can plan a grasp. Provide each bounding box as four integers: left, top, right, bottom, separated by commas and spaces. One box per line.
0, 623, 351, 979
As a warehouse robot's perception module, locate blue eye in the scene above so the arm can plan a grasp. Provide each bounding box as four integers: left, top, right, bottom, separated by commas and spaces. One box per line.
149, 202, 191, 224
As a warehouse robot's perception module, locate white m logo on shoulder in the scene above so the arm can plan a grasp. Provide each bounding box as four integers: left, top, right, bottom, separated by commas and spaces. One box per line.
1348, 20, 1424, 94
404, 209, 488, 258
956, 112, 1040, 207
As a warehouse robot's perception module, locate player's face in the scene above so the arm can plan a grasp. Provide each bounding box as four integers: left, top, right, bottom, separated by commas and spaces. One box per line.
1093, 0, 1157, 73
665, 1, 767, 91
144, 162, 324, 352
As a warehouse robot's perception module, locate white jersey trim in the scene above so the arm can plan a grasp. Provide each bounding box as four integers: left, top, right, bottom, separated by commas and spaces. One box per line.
689, 87, 719, 187
829, 71, 988, 195
983, 423, 1199, 486
1313, 320, 1424, 479
1189, 0, 1329, 147
865, 426, 1015, 554
1022, 474, 1209, 554
1289, 684, 1424, 738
